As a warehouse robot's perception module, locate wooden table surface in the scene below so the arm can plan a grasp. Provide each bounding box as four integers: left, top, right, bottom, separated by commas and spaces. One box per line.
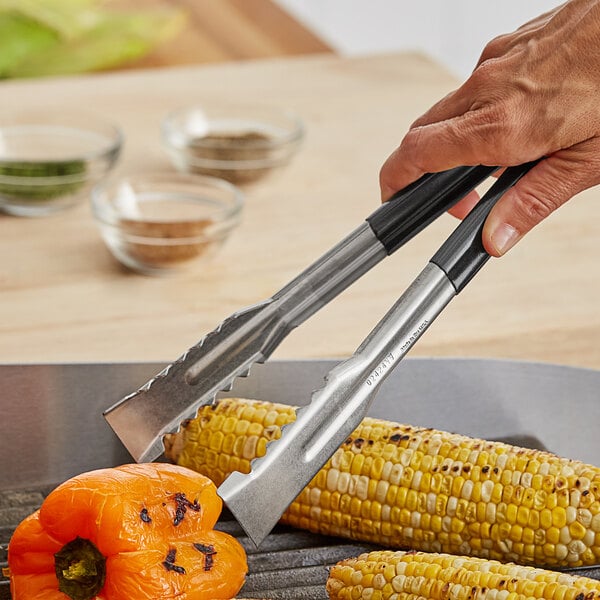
1, 52, 599, 370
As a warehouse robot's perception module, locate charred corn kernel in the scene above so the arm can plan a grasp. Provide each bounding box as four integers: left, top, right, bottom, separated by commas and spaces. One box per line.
326, 550, 600, 600
165, 397, 600, 568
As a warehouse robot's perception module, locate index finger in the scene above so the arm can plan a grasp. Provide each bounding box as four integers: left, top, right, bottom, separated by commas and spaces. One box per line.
379, 111, 496, 202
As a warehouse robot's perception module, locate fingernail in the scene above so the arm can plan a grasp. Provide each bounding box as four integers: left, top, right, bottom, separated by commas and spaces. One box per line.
490, 223, 521, 255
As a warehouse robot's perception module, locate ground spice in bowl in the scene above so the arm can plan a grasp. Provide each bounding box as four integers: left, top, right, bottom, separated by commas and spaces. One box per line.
118, 218, 214, 268
191, 132, 272, 160
162, 105, 305, 185
185, 131, 276, 183
92, 173, 244, 276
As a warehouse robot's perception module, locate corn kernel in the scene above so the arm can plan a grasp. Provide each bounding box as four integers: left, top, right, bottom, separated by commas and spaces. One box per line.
399, 508, 411, 526
410, 467, 423, 490
400, 467, 414, 488
430, 472, 443, 494
327, 468, 340, 493
441, 476, 455, 498
491, 483, 504, 504
557, 488, 570, 508
435, 495, 448, 517
553, 507, 568, 528
431, 514, 442, 533
506, 503, 518, 524
455, 498, 469, 521
403, 488, 418, 512
570, 521, 587, 540
577, 508, 593, 528
452, 476, 466, 498
509, 524, 523, 543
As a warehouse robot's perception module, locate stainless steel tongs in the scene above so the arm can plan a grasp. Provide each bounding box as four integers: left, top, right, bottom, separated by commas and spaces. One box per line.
104, 162, 535, 546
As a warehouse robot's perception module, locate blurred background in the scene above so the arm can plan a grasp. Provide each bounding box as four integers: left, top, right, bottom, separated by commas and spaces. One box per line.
0, 0, 561, 80
277, 0, 560, 78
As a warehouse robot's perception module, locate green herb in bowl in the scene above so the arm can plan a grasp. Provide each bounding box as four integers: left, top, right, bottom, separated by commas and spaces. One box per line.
0, 111, 122, 217
0, 159, 87, 200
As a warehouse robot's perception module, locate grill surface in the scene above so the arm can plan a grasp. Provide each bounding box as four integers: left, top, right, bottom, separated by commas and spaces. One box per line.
3, 434, 600, 599
0, 485, 375, 600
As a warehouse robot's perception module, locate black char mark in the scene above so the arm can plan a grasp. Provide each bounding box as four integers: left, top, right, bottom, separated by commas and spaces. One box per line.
163, 548, 186, 574
193, 542, 217, 571
173, 492, 201, 526
140, 507, 152, 523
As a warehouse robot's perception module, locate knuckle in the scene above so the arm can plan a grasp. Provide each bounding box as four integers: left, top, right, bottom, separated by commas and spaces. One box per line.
379, 139, 424, 196
398, 128, 430, 172
478, 34, 508, 63
477, 101, 511, 129
464, 104, 515, 160
511, 186, 564, 224
509, 150, 600, 228
469, 58, 500, 87
379, 150, 400, 189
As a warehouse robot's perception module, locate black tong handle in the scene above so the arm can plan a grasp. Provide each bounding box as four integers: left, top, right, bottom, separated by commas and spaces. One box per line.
432, 161, 538, 292
367, 165, 497, 254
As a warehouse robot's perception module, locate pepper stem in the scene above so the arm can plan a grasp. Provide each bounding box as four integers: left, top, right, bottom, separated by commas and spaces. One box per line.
54, 537, 106, 600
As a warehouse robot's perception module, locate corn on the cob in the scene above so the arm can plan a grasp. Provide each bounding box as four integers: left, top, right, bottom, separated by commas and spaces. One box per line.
164, 398, 600, 568
326, 550, 600, 600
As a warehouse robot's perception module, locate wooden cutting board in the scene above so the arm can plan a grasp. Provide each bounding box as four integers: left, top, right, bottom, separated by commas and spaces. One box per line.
0, 52, 598, 369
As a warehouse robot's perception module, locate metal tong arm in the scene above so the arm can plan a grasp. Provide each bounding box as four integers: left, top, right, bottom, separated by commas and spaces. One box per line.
219, 162, 537, 546
255, 165, 497, 352
103, 166, 493, 463
185, 163, 498, 395
167, 165, 497, 382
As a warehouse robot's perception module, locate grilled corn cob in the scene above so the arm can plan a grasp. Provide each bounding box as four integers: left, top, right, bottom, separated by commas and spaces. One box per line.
164, 398, 600, 568
327, 550, 600, 600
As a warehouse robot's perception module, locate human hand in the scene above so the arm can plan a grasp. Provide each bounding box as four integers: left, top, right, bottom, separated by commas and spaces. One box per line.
380, 0, 600, 256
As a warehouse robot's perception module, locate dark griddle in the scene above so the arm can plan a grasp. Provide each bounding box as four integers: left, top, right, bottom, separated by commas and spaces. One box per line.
4, 434, 599, 598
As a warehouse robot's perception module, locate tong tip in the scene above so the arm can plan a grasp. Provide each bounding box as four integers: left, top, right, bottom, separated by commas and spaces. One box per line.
218, 470, 281, 548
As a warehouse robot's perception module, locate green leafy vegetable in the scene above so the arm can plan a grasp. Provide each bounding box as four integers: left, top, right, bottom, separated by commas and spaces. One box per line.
0, 0, 185, 78
0, 13, 57, 77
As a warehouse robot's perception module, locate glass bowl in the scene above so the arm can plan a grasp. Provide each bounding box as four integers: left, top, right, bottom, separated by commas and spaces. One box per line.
0, 112, 123, 217
161, 103, 304, 184
91, 173, 244, 276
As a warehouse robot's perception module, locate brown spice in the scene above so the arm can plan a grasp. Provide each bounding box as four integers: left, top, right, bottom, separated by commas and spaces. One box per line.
119, 218, 213, 268
187, 131, 276, 184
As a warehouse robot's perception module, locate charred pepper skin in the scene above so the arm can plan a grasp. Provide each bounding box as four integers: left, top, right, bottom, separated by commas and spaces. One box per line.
6, 463, 247, 600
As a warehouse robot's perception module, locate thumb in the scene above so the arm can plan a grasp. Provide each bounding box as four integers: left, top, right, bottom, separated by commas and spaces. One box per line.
482, 143, 600, 256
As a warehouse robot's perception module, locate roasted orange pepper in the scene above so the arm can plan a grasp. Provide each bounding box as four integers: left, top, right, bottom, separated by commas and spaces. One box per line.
7, 463, 247, 600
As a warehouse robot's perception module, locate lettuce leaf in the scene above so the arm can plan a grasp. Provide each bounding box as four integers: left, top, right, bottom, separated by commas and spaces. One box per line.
0, 13, 57, 77
0, 0, 185, 78
0, 0, 100, 39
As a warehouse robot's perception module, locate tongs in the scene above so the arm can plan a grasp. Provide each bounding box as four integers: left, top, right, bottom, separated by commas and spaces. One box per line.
104, 161, 535, 546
